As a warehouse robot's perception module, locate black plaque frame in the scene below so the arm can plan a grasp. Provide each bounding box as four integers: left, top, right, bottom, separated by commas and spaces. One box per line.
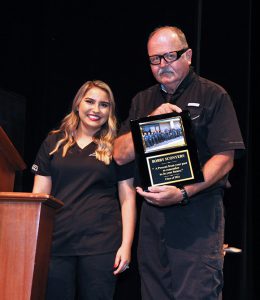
130, 110, 204, 190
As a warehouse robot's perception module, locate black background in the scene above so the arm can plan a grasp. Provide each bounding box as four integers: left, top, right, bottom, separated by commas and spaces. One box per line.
0, 0, 257, 299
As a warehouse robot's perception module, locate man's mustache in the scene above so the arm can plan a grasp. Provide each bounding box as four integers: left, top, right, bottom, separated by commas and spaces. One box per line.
158, 68, 173, 75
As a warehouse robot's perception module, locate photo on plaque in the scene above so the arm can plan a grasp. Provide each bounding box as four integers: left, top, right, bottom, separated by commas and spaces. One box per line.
130, 110, 204, 190
139, 115, 186, 154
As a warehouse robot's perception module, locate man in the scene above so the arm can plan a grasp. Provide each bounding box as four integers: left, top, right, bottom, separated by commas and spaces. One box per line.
113, 26, 245, 299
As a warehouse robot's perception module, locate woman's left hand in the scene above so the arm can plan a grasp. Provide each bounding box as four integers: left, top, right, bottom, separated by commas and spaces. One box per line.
113, 244, 131, 275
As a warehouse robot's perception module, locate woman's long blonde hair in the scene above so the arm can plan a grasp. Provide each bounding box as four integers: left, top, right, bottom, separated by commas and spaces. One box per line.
49, 80, 117, 165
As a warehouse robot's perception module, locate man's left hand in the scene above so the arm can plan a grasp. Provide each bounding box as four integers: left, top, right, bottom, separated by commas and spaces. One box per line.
136, 185, 183, 206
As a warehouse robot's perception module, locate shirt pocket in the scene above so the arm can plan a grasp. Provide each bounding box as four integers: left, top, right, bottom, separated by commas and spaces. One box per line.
186, 104, 205, 128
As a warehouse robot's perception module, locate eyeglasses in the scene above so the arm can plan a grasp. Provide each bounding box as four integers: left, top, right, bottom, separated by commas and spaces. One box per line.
149, 48, 189, 65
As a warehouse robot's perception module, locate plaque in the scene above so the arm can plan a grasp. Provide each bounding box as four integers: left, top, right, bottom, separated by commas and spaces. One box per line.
130, 110, 204, 190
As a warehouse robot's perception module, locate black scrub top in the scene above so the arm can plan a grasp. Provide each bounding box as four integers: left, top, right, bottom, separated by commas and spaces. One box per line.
31, 132, 133, 256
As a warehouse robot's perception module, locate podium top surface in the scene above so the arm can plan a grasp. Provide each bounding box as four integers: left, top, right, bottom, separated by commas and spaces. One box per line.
0, 192, 64, 209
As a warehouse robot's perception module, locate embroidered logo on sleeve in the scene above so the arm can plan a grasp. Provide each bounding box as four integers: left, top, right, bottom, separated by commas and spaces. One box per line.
32, 164, 38, 171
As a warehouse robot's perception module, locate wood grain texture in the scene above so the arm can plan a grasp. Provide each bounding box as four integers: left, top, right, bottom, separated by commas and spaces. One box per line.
0, 193, 63, 300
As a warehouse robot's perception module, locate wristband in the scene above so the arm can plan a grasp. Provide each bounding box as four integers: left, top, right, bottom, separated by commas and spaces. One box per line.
179, 187, 190, 206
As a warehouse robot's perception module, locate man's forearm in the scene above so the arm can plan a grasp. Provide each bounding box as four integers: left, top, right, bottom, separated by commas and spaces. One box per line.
185, 151, 235, 197
113, 132, 135, 165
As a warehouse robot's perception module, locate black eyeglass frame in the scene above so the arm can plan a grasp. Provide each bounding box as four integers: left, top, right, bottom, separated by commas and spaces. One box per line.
149, 48, 189, 65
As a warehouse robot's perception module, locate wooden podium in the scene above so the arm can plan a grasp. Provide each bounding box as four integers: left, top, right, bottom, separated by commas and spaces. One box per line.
0, 127, 63, 300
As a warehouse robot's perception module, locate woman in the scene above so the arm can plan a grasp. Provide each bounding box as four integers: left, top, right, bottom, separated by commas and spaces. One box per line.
31, 80, 136, 300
